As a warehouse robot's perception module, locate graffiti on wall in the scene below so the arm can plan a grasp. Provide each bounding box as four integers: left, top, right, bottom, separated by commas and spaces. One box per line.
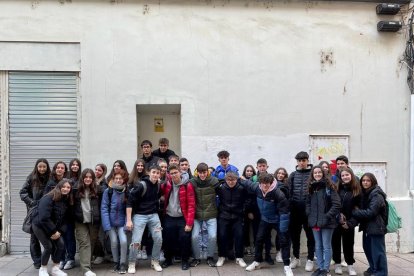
309, 135, 349, 166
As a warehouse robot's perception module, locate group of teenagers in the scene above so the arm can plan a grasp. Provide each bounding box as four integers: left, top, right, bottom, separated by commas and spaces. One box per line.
20, 137, 389, 276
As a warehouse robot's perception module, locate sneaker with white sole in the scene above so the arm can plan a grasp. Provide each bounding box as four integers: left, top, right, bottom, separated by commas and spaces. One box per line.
341, 260, 348, 267
334, 264, 343, 275
63, 260, 75, 270
284, 265, 294, 276
160, 251, 166, 262
347, 265, 357, 276
216, 257, 225, 267
84, 271, 96, 276
290, 257, 301, 269
128, 262, 136, 274
236, 258, 247, 268
151, 260, 163, 272
305, 260, 314, 272
59, 261, 65, 270
136, 250, 142, 260
39, 266, 49, 276
92, 256, 104, 265
246, 261, 261, 271
141, 249, 148, 260
51, 265, 68, 276
276, 251, 283, 263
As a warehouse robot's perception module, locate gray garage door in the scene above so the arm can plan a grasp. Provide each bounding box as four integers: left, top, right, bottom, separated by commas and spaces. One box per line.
9, 71, 78, 253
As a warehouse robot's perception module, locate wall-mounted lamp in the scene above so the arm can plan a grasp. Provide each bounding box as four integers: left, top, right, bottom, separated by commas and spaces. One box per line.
376, 3, 401, 15
377, 21, 402, 32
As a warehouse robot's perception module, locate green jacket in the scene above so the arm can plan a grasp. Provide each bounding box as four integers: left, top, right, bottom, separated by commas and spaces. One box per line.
190, 176, 220, 220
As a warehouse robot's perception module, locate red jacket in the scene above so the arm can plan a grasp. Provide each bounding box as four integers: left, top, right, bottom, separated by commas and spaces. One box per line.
161, 180, 196, 227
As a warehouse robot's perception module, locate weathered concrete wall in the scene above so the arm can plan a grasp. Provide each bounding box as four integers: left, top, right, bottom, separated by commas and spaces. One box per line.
0, 0, 412, 252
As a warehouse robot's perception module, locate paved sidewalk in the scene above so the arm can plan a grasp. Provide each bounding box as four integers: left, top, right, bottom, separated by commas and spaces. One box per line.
0, 252, 413, 276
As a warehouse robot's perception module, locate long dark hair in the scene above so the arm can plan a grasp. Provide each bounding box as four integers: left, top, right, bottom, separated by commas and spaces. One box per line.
77, 168, 98, 199
51, 161, 68, 182
107, 160, 129, 182
68, 158, 82, 181
29, 158, 51, 187
360, 172, 378, 192
274, 167, 288, 183
242, 165, 256, 179
95, 163, 108, 185
128, 159, 146, 184
47, 178, 74, 205
339, 167, 361, 197
308, 165, 337, 194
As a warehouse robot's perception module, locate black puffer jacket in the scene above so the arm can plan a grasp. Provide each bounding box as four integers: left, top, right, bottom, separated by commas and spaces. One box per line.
20, 175, 48, 208
338, 183, 361, 228
306, 180, 341, 229
216, 180, 249, 220
73, 187, 101, 225
352, 185, 387, 235
33, 194, 70, 236
289, 165, 313, 205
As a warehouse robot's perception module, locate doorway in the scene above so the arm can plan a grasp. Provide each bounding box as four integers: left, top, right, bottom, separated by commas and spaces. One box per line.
136, 104, 181, 157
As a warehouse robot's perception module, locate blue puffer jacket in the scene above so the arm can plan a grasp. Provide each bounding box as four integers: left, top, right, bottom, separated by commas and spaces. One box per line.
101, 187, 127, 231
213, 164, 239, 182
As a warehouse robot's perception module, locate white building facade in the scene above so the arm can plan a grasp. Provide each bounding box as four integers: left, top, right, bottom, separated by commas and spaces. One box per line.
0, 0, 413, 253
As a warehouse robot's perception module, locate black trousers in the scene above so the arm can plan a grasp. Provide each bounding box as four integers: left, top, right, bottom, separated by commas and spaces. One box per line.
254, 220, 290, 266
30, 233, 42, 265
332, 226, 355, 265
162, 215, 191, 261
244, 212, 271, 254
32, 224, 65, 266
289, 204, 315, 260
218, 217, 244, 258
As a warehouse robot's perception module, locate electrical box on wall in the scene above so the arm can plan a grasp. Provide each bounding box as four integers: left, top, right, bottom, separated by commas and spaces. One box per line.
377, 20, 402, 32
376, 3, 401, 15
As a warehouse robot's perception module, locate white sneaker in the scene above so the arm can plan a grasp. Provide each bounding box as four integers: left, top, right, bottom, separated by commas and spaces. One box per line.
284, 265, 294, 276
160, 251, 166, 262
276, 251, 283, 263
59, 261, 65, 270
92, 256, 104, 265
39, 266, 49, 276
51, 265, 67, 276
246, 261, 261, 271
63, 260, 75, 270
136, 250, 143, 260
347, 265, 357, 276
128, 262, 136, 274
341, 260, 348, 267
335, 264, 343, 275
84, 271, 96, 276
216, 257, 225, 267
330, 259, 335, 266
290, 257, 301, 269
236, 258, 247, 268
141, 249, 148, 260
151, 260, 163, 272
305, 260, 314, 272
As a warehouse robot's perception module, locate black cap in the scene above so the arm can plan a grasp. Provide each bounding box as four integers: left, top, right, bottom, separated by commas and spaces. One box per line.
295, 151, 309, 160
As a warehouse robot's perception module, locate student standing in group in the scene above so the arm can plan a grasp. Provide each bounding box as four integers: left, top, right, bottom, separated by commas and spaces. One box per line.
68, 158, 82, 184
32, 178, 73, 276
352, 173, 388, 276
306, 166, 341, 276
126, 165, 163, 273
45, 161, 68, 193
288, 151, 315, 271
332, 168, 361, 276
319, 161, 333, 182
190, 162, 220, 267
160, 164, 195, 270
179, 157, 193, 179
152, 138, 177, 164
274, 167, 290, 263
215, 172, 249, 268
212, 150, 239, 183
140, 140, 160, 172
241, 165, 256, 255
107, 160, 129, 187
245, 173, 293, 276
101, 170, 129, 274
168, 154, 180, 167
20, 158, 51, 269
73, 169, 101, 276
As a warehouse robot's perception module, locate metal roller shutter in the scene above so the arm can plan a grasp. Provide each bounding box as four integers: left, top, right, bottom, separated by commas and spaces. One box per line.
9, 71, 78, 253
0, 71, 5, 218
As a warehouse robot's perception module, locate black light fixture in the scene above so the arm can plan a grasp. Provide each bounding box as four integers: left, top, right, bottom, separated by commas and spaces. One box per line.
376, 3, 401, 15
377, 21, 403, 32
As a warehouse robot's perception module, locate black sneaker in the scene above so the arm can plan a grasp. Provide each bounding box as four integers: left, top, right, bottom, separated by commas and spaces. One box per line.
319, 270, 331, 276
181, 261, 190, 270
162, 259, 173, 268
34, 263, 41, 269
206, 257, 216, 267
311, 268, 322, 276
190, 258, 201, 267
265, 254, 275, 265
111, 262, 120, 272
119, 263, 127, 274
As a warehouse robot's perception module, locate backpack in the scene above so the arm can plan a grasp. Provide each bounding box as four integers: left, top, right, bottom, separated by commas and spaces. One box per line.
385, 200, 402, 233
22, 204, 38, 234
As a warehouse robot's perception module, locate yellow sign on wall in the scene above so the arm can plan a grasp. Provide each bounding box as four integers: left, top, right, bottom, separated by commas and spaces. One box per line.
154, 117, 164, 132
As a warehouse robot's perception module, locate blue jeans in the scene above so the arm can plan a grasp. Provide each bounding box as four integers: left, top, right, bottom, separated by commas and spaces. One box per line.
363, 233, 388, 276
109, 227, 128, 264
191, 218, 217, 259
129, 214, 162, 261
313, 228, 334, 271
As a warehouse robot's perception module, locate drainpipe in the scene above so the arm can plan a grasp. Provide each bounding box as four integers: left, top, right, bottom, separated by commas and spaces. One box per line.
411, 94, 414, 197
